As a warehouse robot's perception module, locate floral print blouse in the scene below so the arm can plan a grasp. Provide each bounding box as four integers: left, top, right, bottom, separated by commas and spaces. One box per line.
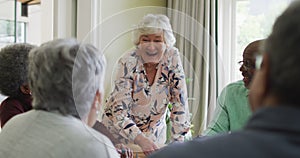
102, 47, 190, 145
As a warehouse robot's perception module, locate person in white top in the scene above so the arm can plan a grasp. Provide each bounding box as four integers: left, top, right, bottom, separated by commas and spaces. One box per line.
0, 39, 119, 158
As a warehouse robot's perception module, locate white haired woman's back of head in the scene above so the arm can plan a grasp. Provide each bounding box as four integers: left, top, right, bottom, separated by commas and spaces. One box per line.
28, 39, 106, 120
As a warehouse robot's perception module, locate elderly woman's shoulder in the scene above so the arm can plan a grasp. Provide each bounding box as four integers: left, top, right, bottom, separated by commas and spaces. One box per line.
165, 47, 180, 56
118, 49, 138, 64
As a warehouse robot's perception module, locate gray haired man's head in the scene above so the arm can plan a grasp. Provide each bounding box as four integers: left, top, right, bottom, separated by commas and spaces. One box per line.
264, 0, 300, 105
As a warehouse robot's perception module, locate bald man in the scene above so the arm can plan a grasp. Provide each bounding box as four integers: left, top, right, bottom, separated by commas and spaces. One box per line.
203, 40, 264, 136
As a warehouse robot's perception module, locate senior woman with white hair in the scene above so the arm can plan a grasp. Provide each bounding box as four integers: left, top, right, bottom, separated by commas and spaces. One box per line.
102, 14, 191, 156
0, 39, 118, 158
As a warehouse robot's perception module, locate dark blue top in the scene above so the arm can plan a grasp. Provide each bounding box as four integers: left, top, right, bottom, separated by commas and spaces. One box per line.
150, 106, 300, 158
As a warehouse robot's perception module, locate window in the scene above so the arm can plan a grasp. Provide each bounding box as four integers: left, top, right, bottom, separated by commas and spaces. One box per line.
233, 0, 293, 80
217, 0, 292, 93
0, 20, 26, 47
0, 0, 28, 49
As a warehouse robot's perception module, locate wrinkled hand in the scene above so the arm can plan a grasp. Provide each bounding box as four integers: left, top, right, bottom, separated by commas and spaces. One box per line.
115, 143, 133, 158
134, 134, 159, 156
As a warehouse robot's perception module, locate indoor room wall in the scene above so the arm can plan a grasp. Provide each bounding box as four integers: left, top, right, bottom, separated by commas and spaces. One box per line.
102, 0, 167, 98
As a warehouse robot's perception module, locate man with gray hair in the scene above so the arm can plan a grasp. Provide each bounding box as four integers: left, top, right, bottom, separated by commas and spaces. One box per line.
0, 39, 118, 158
150, 1, 300, 158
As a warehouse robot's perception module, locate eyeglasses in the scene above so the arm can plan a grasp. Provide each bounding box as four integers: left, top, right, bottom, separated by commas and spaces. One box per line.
238, 60, 255, 70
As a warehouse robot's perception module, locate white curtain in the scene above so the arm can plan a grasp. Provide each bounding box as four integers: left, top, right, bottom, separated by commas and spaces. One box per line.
216, 0, 236, 93
167, 0, 217, 136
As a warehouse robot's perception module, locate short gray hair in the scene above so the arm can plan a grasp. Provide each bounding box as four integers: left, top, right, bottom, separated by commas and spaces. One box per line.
28, 39, 106, 119
0, 43, 35, 97
132, 14, 176, 47
264, 0, 300, 105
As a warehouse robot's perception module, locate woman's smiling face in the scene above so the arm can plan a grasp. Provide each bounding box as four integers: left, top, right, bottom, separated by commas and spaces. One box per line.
138, 31, 166, 64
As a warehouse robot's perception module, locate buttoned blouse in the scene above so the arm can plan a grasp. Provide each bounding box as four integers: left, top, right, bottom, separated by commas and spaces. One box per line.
102, 47, 190, 145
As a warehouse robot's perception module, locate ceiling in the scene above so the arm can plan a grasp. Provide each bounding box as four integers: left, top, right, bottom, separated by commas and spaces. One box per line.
18, 0, 41, 5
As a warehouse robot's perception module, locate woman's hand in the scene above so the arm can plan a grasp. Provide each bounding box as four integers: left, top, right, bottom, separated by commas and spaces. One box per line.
115, 143, 133, 158
134, 134, 159, 156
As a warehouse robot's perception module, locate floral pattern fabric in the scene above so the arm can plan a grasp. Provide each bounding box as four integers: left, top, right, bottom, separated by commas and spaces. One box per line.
102, 47, 190, 145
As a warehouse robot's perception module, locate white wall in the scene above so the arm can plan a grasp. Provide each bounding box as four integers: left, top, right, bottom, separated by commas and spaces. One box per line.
40, 0, 76, 43
27, 5, 41, 45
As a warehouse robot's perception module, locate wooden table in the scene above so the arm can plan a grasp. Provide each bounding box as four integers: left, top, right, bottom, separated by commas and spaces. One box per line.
127, 144, 165, 158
